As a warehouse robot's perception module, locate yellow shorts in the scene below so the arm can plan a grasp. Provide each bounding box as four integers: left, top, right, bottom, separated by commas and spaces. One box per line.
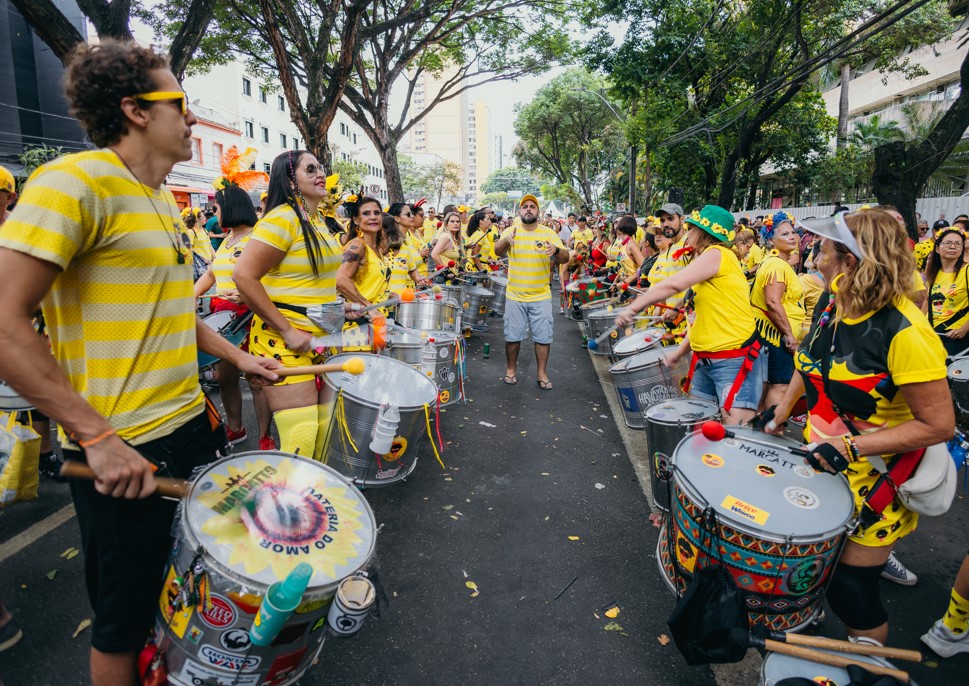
846, 457, 918, 547
249, 315, 328, 386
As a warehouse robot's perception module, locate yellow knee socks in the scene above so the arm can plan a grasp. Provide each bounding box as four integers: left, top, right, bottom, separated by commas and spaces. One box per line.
943, 588, 969, 635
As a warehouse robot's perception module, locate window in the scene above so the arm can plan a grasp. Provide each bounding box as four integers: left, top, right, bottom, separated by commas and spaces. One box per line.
340, 123, 347, 136
280, 133, 287, 148
242, 77, 251, 96
259, 88, 267, 104
212, 142, 223, 162
190, 137, 201, 165
263, 163, 271, 174
278, 96, 285, 111
261, 126, 269, 144
245, 121, 254, 138
293, 138, 299, 150
352, 133, 357, 144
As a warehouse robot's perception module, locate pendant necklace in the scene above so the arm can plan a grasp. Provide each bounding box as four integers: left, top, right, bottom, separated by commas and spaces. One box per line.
113, 150, 187, 264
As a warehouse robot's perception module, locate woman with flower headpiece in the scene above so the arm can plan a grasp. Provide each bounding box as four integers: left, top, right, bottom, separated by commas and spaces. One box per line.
616, 205, 762, 424
750, 211, 805, 409
235, 150, 354, 458
922, 224, 969, 357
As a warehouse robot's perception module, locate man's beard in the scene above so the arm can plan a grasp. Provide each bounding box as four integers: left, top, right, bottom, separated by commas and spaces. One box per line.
521, 212, 538, 225
662, 226, 677, 238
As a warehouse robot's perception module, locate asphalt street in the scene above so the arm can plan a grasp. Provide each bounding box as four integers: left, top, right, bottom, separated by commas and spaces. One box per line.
0, 286, 967, 685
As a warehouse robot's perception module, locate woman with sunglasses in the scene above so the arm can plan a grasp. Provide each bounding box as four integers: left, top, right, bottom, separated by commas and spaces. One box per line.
922, 226, 969, 357
431, 211, 465, 274
235, 151, 353, 458
385, 203, 428, 294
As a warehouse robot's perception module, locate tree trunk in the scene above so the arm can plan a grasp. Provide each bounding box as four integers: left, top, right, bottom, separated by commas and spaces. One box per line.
379, 143, 404, 202
628, 144, 637, 213
10, 0, 84, 62
746, 176, 759, 210
578, 148, 593, 207
836, 62, 851, 149
168, 0, 217, 81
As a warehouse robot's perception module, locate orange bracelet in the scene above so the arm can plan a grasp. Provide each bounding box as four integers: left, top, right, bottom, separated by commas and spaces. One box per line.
78, 429, 116, 449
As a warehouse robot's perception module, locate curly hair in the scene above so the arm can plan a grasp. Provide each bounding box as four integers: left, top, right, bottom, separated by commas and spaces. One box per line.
64, 39, 170, 148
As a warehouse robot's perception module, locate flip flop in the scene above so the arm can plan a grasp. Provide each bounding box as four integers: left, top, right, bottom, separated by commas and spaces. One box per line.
503, 375, 518, 385
537, 379, 553, 390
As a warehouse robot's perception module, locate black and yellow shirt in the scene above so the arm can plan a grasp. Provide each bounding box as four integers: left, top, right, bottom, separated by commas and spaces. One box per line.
928, 265, 969, 332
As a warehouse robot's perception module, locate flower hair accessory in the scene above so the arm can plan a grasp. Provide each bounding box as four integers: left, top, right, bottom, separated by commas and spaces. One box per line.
212, 146, 268, 191
935, 225, 968, 242
319, 173, 343, 218
685, 205, 736, 243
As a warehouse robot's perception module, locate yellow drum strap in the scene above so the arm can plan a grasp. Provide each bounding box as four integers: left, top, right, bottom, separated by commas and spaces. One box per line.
423, 404, 445, 469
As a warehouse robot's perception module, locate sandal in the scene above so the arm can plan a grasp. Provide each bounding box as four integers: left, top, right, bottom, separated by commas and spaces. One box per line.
537, 379, 553, 390
503, 375, 518, 385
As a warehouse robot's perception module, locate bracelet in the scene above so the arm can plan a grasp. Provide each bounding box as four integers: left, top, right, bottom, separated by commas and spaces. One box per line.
78, 429, 117, 449
841, 434, 860, 462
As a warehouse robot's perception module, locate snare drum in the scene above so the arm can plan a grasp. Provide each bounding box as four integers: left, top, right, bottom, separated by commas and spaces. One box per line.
394, 297, 459, 333
197, 310, 253, 371
608, 348, 688, 429
644, 399, 719, 511
761, 650, 915, 686
489, 276, 508, 316
657, 426, 855, 631
611, 327, 667, 361
154, 451, 377, 686
459, 285, 495, 331
947, 358, 969, 414
0, 379, 32, 412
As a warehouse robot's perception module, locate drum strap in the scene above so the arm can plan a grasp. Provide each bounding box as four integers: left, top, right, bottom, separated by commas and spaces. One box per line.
684, 335, 763, 413
272, 300, 308, 315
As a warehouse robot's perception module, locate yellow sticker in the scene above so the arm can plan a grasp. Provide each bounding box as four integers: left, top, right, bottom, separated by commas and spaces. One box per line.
462, 301, 471, 310
610, 330, 618, 339
384, 436, 408, 461
701, 453, 724, 468
568, 536, 580, 541
755, 464, 776, 478
159, 565, 193, 639
439, 390, 451, 404
721, 495, 770, 526
675, 532, 697, 573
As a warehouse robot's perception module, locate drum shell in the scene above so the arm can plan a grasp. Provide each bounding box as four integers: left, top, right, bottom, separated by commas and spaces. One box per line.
157, 452, 377, 686
393, 299, 459, 333
947, 358, 969, 415
465, 272, 492, 290
611, 327, 667, 361
489, 277, 508, 316
580, 298, 620, 344
0, 379, 32, 412
608, 349, 688, 429
197, 311, 249, 370
760, 650, 916, 686
381, 330, 463, 406
644, 399, 719, 511
381, 329, 425, 367
459, 286, 494, 331
320, 354, 439, 486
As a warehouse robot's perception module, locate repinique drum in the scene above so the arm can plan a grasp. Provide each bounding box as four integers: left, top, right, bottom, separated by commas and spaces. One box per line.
947, 358, 969, 414
0, 379, 32, 412
568, 277, 607, 307
760, 650, 915, 686
608, 348, 688, 429
464, 272, 492, 291
489, 276, 508, 316
320, 354, 439, 486
394, 297, 459, 333
583, 302, 621, 354
657, 427, 855, 631
644, 399, 719, 511
412, 330, 463, 407
460, 285, 495, 331
197, 310, 253, 371
611, 327, 667, 361
153, 451, 377, 686
382, 327, 426, 366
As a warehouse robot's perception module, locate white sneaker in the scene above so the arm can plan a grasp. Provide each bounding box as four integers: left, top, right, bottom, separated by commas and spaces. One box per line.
848, 635, 884, 647
881, 551, 918, 586
922, 619, 969, 658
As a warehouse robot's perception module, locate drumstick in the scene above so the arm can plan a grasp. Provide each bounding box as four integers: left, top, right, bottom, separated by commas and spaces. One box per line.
351, 289, 416, 316
274, 357, 367, 378
59, 461, 189, 499
760, 639, 909, 683
587, 321, 666, 351
771, 631, 922, 663
700, 421, 811, 456
426, 261, 457, 281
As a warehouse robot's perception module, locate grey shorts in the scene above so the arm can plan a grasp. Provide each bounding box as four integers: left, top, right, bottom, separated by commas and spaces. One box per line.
503, 298, 554, 344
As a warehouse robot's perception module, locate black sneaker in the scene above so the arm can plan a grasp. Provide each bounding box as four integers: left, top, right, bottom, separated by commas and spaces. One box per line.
0, 617, 23, 652
39, 452, 67, 483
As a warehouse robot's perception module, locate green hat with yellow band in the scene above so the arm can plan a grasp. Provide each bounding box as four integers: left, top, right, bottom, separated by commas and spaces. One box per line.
685, 204, 736, 243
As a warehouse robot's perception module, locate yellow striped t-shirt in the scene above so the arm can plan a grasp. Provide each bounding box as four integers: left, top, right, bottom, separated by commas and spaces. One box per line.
500, 225, 564, 302
250, 204, 340, 334
213, 232, 253, 292
0, 149, 203, 445
385, 242, 419, 296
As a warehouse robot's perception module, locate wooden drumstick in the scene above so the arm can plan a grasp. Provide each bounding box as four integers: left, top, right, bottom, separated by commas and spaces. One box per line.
59, 461, 189, 499
775, 632, 922, 663
274, 357, 367, 378
761, 639, 909, 683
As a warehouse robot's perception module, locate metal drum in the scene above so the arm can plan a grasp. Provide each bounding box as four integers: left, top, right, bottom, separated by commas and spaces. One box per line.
394, 297, 459, 333
489, 276, 508, 316
761, 650, 915, 686
464, 272, 492, 290
382, 327, 426, 366
657, 426, 855, 631
611, 327, 667, 361
583, 301, 622, 354
460, 285, 495, 331
197, 310, 253, 371
644, 399, 719, 511
381, 328, 464, 406
320, 354, 439, 486
948, 358, 969, 414
0, 379, 32, 412
153, 451, 377, 686
307, 299, 346, 334
608, 348, 688, 429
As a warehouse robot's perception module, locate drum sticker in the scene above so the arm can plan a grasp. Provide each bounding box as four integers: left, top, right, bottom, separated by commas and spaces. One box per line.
792, 465, 815, 479
266, 647, 309, 684
294, 597, 329, 615
196, 459, 369, 581
228, 592, 261, 615
385, 436, 408, 461
158, 566, 193, 638
675, 532, 698, 573
199, 644, 261, 671
784, 486, 820, 510
701, 453, 724, 468
721, 495, 770, 525
755, 464, 776, 478
782, 557, 826, 596
179, 659, 260, 686
188, 626, 203, 645
617, 387, 638, 412
311, 615, 328, 632
479, 305, 488, 315
653, 452, 671, 482
610, 329, 618, 339
439, 390, 451, 404
439, 347, 449, 359
200, 594, 236, 628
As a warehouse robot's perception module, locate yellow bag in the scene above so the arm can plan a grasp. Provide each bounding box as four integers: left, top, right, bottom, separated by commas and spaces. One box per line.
0, 411, 41, 505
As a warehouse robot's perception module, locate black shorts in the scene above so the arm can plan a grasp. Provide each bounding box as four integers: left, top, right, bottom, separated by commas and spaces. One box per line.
65, 404, 227, 653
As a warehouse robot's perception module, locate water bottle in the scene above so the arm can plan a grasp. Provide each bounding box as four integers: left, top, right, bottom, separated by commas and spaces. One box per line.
250, 563, 313, 646
369, 403, 400, 454
421, 338, 437, 379
948, 430, 969, 469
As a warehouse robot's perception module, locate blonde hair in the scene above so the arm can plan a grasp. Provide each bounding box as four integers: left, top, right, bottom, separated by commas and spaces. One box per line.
734, 228, 755, 244
691, 225, 743, 262
835, 208, 915, 318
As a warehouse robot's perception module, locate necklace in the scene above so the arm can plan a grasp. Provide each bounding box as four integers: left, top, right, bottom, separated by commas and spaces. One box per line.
224, 228, 253, 248
112, 151, 186, 264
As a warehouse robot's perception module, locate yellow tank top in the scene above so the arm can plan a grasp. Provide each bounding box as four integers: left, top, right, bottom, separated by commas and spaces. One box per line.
688, 245, 757, 352
618, 237, 638, 278
352, 240, 387, 303
436, 231, 463, 264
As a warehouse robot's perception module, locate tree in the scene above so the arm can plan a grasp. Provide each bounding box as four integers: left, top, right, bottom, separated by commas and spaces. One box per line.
399, 154, 463, 205
17, 145, 64, 188
478, 191, 515, 213
480, 167, 543, 195
847, 115, 906, 149
332, 159, 370, 191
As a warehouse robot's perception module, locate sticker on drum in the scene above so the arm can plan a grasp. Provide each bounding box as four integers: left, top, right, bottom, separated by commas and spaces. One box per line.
653, 452, 671, 482
792, 465, 815, 479
784, 486, 819, 509
701, 453, 724, 468
755, 464, 776, 478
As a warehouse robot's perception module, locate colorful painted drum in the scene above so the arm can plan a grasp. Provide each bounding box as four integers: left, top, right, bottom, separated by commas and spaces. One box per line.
320, 354, 439, 486
488, 276, 508, 316
644, 399, 719, 511
567, 277, 607, 308
608, 348, 688, 429
0, 378, 32, 412
393, 298, 459, 333
760, 650, 915, 686
657, 426, 855, 631
611, 327, 668, 361
459, 285, 495, 331
153, 451, 377, 686
197, 310, 253, 371
947, 358, 969, 414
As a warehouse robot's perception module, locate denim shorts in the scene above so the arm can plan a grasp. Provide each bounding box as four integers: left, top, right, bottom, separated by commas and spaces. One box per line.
689, 353, 764, 411
763, 338, 795, 385
503, 298, 554, 344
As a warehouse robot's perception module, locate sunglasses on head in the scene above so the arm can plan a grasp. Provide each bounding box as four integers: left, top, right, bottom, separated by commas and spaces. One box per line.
133, 91, 187, 115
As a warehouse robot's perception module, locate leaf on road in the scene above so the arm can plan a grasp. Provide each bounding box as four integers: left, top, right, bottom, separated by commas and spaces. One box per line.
45, 570, 57, 581
466, 581, 479, 598
60, 547, 79, 560
603, 622, 628, 637
442, 505, 454, 511
73, 619, 92, 638
658, 634, 671, 646
568, 536, 580, 541
605, 606, 620, 618
449, 515, 459, 520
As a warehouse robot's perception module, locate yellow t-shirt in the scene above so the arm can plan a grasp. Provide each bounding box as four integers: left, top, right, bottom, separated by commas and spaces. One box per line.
914, 239, 934, 272
0, 149, 203, 445
571, 228, 594, 247
251, 204, 341, 334
688, 245, 757, 353
750, 253, 806, 345
605, 240, 621, 267
744, 243, 765, 275
191, 225, 215, 261
500, 225, 565, 302
406, 229, 430, 275
647, 235, 689, 305
617, 237, 639, 278
385, 242, 419, 296
797, 272, 825, 339
928, 265, 969, 332
434, 231, 464, 265
212, 232, 253, 292
468, 228, 497, 267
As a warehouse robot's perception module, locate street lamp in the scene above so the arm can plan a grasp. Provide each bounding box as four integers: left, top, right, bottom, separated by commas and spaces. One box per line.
574, 87, 637, 215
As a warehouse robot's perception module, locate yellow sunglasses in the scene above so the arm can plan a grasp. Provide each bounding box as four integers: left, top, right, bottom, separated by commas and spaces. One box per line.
133, 91, 187, 115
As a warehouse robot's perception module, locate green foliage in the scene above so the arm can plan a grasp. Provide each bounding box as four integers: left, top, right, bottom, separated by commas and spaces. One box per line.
18, 145, 64, 186
480, 167, 543, 195
478, 191, 516, 213
332, 159, 370, 192
399, 154, 463, 205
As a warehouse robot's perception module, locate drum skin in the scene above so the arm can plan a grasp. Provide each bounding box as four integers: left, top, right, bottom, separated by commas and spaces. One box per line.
760, 650, 916, 686
382, 330, 463, 407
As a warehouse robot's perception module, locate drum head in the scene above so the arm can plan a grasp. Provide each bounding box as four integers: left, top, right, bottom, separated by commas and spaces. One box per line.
614, 329, 663, 356
675, 426, 854, 538
948, 358, 969, 380
185, 451, 377, 589
490, 276, 508, 286
461, 286, 492, 297
645, 398, 718, 425
326, 353, 438, 408
386, 328, 426, 346
761, 650, 905, 686
203, 311, 234, 330
624, 346, 669, 371
0, 380, 31, 411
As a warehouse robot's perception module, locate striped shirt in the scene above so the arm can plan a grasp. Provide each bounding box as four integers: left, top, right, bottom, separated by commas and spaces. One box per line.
212, 232, 252, 292
0, 149, 203, 445
500, 225, 564, 302
385, 242, 419, 296
250, 204, 340, 334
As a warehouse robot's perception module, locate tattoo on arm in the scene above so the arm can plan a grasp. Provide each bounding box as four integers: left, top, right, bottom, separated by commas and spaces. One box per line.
342, 244, 362, 264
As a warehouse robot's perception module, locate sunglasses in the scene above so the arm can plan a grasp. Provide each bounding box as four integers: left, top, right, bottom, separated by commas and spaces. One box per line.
300, 164, 324, 176
133, 91, 187, 115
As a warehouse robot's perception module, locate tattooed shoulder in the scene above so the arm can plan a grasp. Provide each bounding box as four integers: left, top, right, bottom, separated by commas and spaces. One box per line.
342, 242, 363, 263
